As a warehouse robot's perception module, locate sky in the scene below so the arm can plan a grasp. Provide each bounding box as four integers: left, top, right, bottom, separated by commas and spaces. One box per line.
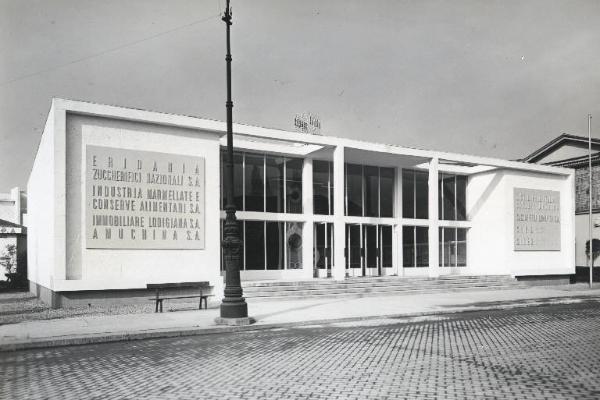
1, 0, 599, 190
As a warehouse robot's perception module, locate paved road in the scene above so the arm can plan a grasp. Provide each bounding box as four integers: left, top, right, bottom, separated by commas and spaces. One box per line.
2, 301, 600, 399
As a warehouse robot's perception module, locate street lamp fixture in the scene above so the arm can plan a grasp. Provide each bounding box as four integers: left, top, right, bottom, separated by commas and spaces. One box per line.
216, 0, 253, 325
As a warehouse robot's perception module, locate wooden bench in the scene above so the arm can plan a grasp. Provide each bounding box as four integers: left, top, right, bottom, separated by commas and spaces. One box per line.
147, 282, 213, 313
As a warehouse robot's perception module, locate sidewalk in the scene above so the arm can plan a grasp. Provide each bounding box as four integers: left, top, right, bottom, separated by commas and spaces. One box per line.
2, 284, 600, 351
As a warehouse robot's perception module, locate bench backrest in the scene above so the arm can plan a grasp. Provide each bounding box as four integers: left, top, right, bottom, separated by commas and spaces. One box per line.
147, 281, 210, 290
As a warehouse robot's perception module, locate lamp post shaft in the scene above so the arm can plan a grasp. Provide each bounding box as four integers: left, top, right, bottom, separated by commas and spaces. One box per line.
589, 114, 593, 289
220, 0, 248, 319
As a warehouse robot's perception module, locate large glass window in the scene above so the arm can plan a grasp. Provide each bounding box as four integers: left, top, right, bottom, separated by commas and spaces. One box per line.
245, 155, 264, 212
416, 227, 429, 267
364, 166, 379, 217
345, 164, 395, 217
346, 164, 363, 216
402, 171, 414, 219
403, 226, 428, 267
380, 168, 395, 218
346, 224, 362, 269
286, 159, 303, 214
442, 175, 455, 220
222, 220, 303, 271
456, 175, 467, 220
439, 173, 467, 221
415, 172, 428, 219
314, 223, 333, 270
457, 228, 466, 267
313, 161, 332, 215
402, 170, 428, 219
265, 156, 284, 213
266, 222, 284, 270
245, 221, 265, 270
221, 151, 303, 214
439, 227, 467, 267
364, 224, 378, 267
286, 222, 303, 269
380, 225, 393, 268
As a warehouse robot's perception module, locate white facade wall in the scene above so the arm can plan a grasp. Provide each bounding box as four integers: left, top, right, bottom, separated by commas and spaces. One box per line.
26, 98, 577, 303
27, 103, 56, 290
27, 100, 222, 296
468, 170, 575, 277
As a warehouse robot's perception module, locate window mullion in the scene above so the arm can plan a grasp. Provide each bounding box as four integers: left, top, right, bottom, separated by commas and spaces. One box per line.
284, 222, 287, 270
378, 167, 381, 217
438, 173, 441, 220
454, 227, 458, 268
344, 164, 348, 215
242, 153, 246, 211
242, 221, 246, 270
438, 227, 440, 268
361, 166, 365, 217
413, 170, 417, 219
328, 162, 332, 215
454, 176, 457, 222
283, 157, 287, 213
413, 226, 417, 267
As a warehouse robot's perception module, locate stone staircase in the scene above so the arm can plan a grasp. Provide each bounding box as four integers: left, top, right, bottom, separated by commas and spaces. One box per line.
241, 275, 527, 301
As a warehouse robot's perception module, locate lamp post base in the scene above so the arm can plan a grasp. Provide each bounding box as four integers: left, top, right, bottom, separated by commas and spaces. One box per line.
218, 299, 249, 319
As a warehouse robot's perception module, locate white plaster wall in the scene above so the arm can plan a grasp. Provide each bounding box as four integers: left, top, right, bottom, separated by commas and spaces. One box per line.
27, 104, 56, 290
503, 171, 574, 276
59, 113, 222, 292
468, 169, 574, 276
467, 171, 509, 275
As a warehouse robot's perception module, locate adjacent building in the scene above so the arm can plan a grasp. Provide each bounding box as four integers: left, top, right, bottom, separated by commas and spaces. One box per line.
522, 133, 600, 271
27, 99, 575, 306
0, 187, 27, 286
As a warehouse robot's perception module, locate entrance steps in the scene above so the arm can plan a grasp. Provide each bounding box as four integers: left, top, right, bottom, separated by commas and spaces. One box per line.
241, 275, 527, 301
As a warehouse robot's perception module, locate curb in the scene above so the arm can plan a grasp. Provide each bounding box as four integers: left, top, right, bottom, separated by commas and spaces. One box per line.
1, 295, 599, 352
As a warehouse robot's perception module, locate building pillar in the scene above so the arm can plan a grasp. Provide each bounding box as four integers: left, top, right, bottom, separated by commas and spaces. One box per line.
394, 167, 403, 277
302, 158, 314, 280
332, 146, 346, 280
428, 157, 440, 277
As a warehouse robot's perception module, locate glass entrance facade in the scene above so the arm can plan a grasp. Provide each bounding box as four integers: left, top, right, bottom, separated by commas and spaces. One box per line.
221, 150, 305, 274
222, 150, 471, 279
345, 223, 393, 277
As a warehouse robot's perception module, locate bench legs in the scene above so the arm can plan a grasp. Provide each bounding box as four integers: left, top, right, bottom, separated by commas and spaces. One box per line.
155, 299, 164, 313
198, 295, 208, 310
154, 294, 207, 312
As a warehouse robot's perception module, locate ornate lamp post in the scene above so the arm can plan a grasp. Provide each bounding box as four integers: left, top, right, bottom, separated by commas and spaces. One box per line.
216, 0, 252, 324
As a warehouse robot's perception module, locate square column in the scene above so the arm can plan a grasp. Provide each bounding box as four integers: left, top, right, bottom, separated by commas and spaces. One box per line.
428, 157, 440, 277
332, 146, 346, 280
301, 158, 314, 280
394, 167, 403, 277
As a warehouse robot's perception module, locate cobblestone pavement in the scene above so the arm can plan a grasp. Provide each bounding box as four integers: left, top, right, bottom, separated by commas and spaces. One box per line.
3, 301, 600, 399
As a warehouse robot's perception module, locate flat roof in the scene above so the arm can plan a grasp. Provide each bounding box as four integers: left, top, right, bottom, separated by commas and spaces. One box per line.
48, 98, 573, 176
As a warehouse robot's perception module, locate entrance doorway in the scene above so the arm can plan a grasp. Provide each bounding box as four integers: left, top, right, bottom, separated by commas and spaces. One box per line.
313, 222, 333, 278
345, 224, 393, 277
